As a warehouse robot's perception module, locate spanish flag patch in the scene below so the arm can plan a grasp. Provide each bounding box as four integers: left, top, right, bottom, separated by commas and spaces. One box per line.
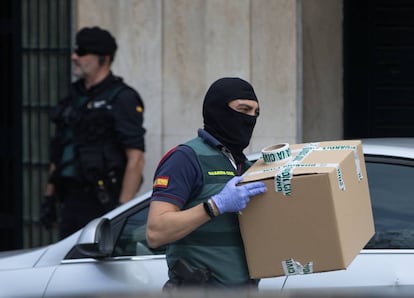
154, 176, 169, 188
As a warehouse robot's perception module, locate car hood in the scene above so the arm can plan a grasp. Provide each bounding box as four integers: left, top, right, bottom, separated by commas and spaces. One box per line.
0, 247, 47, 270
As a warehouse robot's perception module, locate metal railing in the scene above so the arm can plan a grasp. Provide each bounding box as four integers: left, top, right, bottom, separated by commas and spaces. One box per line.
21, 0, 72, 248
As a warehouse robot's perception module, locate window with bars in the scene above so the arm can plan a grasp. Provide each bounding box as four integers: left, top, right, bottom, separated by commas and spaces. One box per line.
21, 0, 72, 247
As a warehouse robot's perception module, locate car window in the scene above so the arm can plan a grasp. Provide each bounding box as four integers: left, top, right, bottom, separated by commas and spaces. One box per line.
364, 158, 414, 249
113, 205, 165, 256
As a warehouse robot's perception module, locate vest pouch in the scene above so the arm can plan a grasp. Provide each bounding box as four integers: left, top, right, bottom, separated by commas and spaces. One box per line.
77, 144, 121, 210
102, 144, 125, 197
103, 144, 126, 174
77, 145, 105, 183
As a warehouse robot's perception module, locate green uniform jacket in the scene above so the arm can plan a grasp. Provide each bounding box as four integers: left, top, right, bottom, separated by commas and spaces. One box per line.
166, 137, 253, 286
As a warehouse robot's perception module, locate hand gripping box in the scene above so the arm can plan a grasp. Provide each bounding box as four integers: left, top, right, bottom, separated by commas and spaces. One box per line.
239, 140, 375, 278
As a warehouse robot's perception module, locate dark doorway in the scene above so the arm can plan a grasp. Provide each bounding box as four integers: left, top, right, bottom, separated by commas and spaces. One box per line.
344, 0, 414, 138
0, 0, 72, 251
0, 0, 22, 250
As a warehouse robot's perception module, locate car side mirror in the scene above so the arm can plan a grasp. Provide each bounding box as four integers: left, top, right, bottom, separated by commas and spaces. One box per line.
74, 217, 113, 258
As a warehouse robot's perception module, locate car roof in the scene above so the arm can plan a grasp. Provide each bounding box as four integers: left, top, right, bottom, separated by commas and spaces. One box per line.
131, 138, 413, 209
361, 137, 414, 159
247, 138, 414, 161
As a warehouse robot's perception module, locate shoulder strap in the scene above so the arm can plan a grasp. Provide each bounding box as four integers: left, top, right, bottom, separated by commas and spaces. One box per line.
106, 83, 130, 104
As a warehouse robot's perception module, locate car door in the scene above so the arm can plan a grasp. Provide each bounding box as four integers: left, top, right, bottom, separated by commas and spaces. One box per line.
280, 154, 414, 290
44, 201, 168, 297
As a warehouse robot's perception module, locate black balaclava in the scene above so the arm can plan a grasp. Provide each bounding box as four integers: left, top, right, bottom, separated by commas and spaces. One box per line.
203, 77, 259, 164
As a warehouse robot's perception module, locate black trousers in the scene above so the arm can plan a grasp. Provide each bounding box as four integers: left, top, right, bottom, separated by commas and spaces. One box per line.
57, 178, 113, 239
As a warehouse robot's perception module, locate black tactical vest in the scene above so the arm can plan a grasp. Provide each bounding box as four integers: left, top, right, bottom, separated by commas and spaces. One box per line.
51, 77, 128, 185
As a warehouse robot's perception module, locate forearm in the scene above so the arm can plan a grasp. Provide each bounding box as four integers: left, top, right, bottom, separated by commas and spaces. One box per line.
119, 166, 142, 203
146, 201, 210, 248
119, 148, 144, 204
44, 163, 56, 196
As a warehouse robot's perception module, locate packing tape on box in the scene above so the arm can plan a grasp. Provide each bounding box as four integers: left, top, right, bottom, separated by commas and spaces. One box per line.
247, 142, 363, 196
275, 143, 346, 196
275, 162, 345, 196
282, 258, 313, 275
315, 145, 363, 181
261, 143, 292, 164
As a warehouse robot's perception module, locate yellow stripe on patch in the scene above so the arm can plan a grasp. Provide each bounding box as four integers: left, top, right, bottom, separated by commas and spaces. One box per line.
154, 176, 169, 188
208, 171, 235, 176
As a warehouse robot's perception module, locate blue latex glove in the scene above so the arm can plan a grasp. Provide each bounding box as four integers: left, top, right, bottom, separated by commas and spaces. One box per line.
212, 176, 267, 214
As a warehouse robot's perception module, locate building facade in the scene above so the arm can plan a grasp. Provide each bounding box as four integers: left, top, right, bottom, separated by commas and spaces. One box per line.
1, 0, 413, 250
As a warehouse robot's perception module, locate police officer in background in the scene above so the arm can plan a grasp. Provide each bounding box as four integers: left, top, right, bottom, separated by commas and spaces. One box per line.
40, 26, 146, 239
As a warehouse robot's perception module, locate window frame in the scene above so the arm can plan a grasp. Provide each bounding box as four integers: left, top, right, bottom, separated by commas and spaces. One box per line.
364, 154, 414, 249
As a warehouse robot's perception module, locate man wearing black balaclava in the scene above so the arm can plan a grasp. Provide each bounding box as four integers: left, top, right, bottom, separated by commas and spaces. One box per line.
147, 77, 267, 289
203, 77, 259, 164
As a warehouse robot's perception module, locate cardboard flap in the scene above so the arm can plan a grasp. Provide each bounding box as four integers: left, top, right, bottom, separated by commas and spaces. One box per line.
242, 142, 353, 182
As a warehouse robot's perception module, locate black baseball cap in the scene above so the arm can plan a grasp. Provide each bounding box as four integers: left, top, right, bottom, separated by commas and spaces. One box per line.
75, 26, 117, 56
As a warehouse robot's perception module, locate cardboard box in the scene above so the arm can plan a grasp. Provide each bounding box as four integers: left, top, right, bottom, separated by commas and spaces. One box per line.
239, 140, 375, 278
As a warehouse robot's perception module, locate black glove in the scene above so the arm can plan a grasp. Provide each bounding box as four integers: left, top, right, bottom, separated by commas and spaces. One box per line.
40, 195, 57, 230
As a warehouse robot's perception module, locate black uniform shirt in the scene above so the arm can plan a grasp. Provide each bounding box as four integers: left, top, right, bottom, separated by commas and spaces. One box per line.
73, 73, 146, 151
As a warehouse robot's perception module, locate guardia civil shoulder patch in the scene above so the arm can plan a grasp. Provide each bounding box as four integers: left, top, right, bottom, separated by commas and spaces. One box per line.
154, 176, 169, 188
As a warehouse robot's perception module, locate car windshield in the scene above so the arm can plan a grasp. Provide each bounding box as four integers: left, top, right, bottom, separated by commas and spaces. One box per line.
365, 157, 414, 249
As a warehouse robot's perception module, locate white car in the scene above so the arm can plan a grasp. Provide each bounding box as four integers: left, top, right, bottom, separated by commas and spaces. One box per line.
0, 138, 413, 297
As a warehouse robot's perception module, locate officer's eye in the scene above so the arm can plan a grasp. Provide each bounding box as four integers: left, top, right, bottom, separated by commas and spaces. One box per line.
228, 100, 259, 117
235, 105, 259, 117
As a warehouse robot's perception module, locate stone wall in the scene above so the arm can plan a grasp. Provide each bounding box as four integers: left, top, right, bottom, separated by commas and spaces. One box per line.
76, 0, 342, 195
